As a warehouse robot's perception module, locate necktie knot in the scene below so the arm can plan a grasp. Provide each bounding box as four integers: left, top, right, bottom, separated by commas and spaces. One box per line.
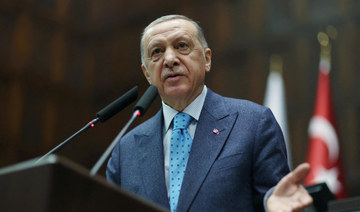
173, 113, 192, 130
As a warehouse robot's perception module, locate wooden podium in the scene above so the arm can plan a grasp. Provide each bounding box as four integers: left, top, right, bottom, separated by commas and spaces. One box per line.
0, 155, 168, 212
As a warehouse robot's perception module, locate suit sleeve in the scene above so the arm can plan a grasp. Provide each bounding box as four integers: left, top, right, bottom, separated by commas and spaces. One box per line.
252, 107, 290, 211
106, 141, 121, 185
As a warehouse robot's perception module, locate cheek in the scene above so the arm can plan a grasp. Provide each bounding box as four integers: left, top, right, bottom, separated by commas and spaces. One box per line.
147, 65, 162, 83
195, 70, 206, 83
187, 52, 206, 69
187, 58, 206, 76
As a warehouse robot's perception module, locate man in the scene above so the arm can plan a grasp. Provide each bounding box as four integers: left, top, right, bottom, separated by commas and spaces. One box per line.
107, 14, 312, 212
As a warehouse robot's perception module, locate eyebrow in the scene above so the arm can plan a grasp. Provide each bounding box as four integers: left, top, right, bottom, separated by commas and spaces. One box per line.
147, 40, 163, 50
173, 33, 192, 41
147, 34, 193, 50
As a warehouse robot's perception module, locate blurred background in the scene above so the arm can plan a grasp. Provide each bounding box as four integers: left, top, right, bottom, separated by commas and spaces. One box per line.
0, 0, 359, 198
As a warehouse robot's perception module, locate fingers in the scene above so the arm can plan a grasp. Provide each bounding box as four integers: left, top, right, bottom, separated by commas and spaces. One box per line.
290, 186, 313, 212
273, 163, 311, 196
292, 185, 313, 209
267, 185, 313, 212
286, 163, 311, 184
268, 163, 313, 212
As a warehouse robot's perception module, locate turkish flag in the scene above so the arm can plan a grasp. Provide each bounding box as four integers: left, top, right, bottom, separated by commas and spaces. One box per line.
304, 53, 347, 199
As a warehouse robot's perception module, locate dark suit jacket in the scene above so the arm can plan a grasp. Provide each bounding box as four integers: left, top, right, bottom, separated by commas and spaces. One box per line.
107, 89, 290, 211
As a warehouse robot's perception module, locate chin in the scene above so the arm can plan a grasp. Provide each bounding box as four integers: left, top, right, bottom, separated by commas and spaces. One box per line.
164, 86, 190, 98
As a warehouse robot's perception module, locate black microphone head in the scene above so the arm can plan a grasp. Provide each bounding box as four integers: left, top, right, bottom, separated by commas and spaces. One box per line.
134, 85, 158, 116
96, 86, 138, 122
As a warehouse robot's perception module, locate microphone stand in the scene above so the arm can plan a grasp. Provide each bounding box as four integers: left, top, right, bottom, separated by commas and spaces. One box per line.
90, 85, 158, 176
35, 118, 99, 164
35, 86, 138, 164
90, 110, 140, 176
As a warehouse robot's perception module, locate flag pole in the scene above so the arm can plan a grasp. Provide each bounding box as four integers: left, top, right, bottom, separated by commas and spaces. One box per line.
270, 54, 283, 75
304, 31, 348, 199
317, 32, 331, 71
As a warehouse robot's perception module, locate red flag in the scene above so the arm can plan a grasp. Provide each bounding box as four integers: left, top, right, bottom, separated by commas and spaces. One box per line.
304, 48, 347, 199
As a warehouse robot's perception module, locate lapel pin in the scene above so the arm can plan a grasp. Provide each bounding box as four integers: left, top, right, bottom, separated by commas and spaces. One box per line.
213, 128, 219, 135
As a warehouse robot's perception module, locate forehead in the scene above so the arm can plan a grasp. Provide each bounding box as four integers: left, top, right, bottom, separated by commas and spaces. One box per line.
143, 19, 198, 45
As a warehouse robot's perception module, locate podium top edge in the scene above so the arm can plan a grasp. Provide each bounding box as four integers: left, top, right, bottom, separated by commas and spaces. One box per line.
0, 155, 66, 175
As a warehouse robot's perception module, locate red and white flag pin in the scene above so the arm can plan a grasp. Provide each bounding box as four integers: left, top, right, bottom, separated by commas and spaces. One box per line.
213, 128, 219, 135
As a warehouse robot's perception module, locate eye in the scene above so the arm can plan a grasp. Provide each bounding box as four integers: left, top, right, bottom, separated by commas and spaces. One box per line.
151, 48, 162, 56
176, 42, 191, 54
149, 47, 163, 61
177, 42, 189, 50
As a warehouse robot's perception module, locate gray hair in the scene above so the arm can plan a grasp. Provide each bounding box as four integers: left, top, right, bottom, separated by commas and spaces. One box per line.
140, 14, 208, 65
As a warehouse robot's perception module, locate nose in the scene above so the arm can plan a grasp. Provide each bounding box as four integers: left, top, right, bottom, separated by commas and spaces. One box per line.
163, 48, 179, 68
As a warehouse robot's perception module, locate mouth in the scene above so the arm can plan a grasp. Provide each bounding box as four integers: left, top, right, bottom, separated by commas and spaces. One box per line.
164, 73, 184, 81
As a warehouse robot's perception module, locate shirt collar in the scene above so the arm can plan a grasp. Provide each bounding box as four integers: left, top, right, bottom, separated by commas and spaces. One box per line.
162, 85, 208, 131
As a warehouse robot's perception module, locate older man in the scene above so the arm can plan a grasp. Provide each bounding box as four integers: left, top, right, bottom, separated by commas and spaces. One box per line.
107, 15, 312, 212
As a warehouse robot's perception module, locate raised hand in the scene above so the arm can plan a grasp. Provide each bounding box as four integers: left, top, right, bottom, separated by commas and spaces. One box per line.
267, 163, 313, 212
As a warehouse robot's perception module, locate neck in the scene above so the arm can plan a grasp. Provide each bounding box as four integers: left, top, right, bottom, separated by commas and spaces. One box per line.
162, 85, 204, 111
163, 97, 193, 111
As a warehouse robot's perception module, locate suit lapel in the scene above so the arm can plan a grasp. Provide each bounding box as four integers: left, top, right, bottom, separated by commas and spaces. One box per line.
177, 90, 238, 212
136, 111, 170, 209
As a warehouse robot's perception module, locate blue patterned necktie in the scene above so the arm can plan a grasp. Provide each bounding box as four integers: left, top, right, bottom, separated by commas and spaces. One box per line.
169, 112, 193, 212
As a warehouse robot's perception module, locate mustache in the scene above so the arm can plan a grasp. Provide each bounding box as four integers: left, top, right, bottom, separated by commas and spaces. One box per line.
161, 68, 185, 79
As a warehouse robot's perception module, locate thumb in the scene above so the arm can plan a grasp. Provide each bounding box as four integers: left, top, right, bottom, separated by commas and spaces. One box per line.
274, 163, 311, 195
287, 163, 311, 184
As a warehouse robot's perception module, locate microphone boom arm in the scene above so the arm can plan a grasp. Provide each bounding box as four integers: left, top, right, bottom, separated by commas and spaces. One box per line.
35, 118, 99, 164
90, 110, 140, 176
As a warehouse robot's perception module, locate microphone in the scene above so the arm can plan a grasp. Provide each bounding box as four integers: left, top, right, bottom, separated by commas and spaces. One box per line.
97, 86, 138, 122
90, 85, 158, 176
134, 85, 158, 116
35, 86, 138, 163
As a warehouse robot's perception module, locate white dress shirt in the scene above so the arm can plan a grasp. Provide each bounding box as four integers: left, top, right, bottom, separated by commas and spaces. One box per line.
162, 85, 208, 197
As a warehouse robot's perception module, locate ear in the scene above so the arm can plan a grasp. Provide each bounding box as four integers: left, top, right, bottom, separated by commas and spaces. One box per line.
204, 48, 212, 73
141, 64, 152, 85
